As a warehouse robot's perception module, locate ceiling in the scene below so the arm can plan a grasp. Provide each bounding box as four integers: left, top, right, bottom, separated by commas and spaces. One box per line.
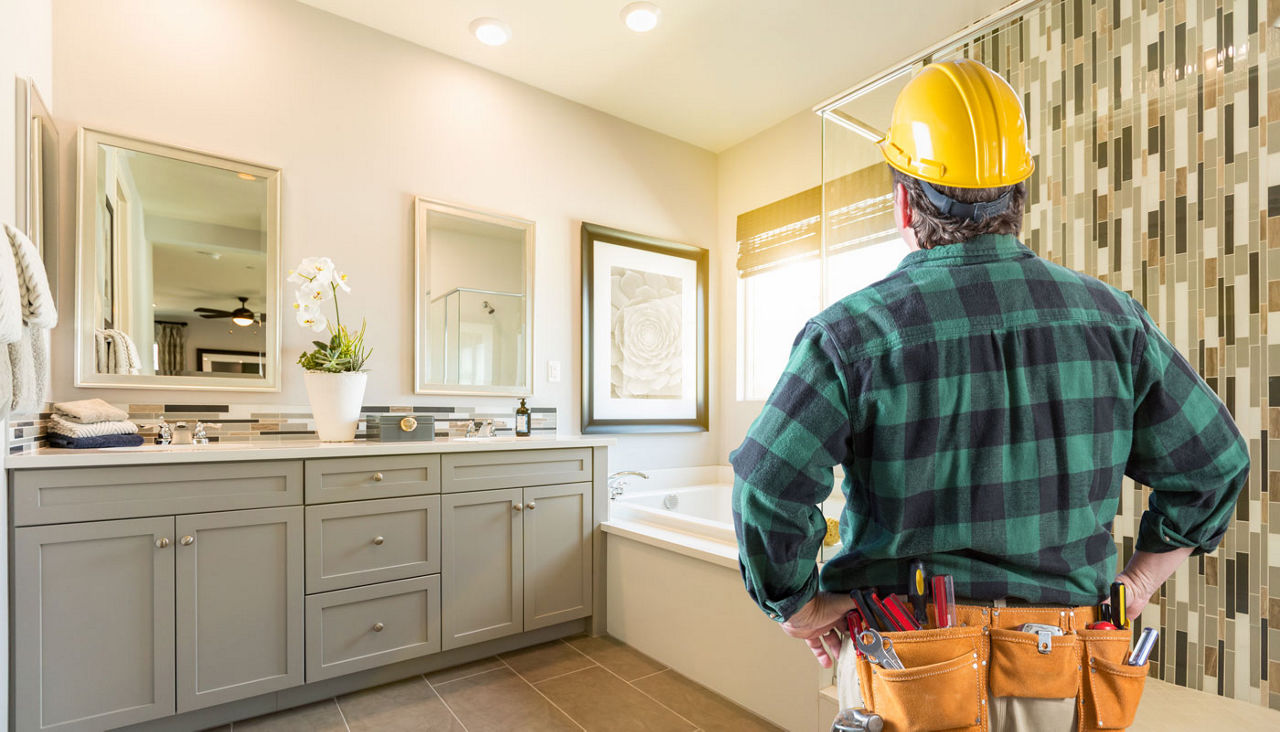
298, 0, 1014, 152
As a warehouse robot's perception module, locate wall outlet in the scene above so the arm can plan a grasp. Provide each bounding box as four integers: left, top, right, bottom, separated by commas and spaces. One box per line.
547, 360, 561, 383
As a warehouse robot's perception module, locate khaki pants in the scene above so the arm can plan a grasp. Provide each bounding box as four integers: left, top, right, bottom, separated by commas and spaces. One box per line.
838, 603, 1146, 731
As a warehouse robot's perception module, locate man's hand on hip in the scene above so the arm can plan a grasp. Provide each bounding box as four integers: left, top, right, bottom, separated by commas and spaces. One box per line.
780, 592, 856, 669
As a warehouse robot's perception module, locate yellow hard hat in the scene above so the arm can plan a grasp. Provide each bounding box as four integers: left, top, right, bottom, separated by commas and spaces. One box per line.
880, 59, 1034, 188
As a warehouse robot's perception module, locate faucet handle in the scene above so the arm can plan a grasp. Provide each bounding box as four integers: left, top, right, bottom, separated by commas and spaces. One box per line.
155, 418, 172, 445
192, 422, 210, 444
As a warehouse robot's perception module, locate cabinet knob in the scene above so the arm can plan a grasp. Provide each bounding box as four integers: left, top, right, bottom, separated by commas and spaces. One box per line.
513, 503, 524, 512
155, 537, 170, 548
373, 536, 385, 546
180, 536, 195, 546
372, 472, 384, 482
527, 501, 536, 510
372, 622, 385, 632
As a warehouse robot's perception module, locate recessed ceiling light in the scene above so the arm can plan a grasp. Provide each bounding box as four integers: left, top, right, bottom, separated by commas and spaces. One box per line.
621, 2, 661, 32
470, 18, 511, 46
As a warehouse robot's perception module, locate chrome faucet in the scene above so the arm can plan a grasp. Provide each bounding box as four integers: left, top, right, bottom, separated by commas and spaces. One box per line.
192, 422, 211, 445
465, 419, 496, 438
171, 422, 193, 445
155, 418, 173, 445
608, 470, 649, 499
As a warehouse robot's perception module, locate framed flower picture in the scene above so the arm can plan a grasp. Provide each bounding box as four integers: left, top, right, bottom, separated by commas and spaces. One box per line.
581, 222, 708, 433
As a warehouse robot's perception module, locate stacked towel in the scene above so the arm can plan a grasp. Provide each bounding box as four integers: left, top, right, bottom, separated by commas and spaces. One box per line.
47, 433, 145, 449
49, 413, 139, 438
2, 222, 57, 414
53, 398, 130, 423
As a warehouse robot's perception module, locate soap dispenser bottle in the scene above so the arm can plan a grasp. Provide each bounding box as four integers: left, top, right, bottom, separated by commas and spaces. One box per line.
515, 398, 531, 437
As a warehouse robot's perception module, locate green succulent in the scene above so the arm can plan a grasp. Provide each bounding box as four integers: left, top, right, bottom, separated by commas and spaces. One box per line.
298, 322, 372, 373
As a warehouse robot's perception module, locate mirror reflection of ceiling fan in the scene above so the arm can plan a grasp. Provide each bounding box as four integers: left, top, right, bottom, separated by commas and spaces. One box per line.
193, 296, 265, 327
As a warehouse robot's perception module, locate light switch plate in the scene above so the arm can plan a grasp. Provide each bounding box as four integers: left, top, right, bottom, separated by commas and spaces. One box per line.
547, 360, 561, 382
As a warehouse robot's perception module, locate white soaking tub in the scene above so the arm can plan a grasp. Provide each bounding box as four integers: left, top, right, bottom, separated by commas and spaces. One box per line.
602, 466, 841, 732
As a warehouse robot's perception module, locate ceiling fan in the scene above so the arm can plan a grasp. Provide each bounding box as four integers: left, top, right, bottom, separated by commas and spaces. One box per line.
193, 296, 264, 327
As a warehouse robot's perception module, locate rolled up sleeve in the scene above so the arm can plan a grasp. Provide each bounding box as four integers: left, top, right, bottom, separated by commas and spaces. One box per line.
730, 322, 853, 621
1125, 302, 1249, 555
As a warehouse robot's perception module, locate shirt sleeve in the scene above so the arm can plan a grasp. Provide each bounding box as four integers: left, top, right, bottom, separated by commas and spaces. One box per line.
730, 321, 853, 621
1125, 300, 1249, 555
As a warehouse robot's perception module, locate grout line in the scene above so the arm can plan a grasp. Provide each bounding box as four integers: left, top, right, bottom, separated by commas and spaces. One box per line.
497, 657, 588, 731
332, 697, 352, 732
428, 665, 508, 688
526, 660, 602, 686
597, 661, 701, 730
423, 674, 472, 732
628, 668, 670, 684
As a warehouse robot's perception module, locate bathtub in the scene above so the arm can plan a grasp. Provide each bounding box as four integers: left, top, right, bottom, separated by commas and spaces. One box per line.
602, 466, 840, 732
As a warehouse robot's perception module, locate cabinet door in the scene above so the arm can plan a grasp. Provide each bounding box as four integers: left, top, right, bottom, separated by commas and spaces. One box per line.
175, 506, 304, 712
15, 517, 176, 732
441, 488, 523, 650
523, 482, 593, 630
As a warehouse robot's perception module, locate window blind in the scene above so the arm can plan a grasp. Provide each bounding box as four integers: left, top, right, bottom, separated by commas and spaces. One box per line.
824, 164, 895, 254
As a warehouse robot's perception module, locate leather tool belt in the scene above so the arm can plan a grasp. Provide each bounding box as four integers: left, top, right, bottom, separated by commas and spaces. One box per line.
854, 603, 1148, 731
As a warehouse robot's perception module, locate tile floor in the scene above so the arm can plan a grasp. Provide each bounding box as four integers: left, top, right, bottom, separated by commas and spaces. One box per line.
212, 635, 782, 731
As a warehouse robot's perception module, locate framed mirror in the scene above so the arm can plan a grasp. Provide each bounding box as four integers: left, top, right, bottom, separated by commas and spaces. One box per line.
15, 77, 59, 295
74, 129, 282, 391
414, 197, 534, 396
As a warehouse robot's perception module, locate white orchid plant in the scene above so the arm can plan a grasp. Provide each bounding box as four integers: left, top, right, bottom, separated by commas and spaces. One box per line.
287, 256, 372, 373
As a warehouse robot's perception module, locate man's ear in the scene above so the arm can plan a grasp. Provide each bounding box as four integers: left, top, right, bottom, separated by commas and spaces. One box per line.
893, 182, 912, 231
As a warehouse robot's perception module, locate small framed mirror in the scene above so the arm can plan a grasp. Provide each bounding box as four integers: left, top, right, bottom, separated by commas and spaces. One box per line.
74, 129, 282, 391
414, 197, 534, 396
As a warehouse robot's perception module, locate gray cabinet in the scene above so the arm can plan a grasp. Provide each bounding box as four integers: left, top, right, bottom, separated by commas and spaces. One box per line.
176, 507, 304, 712
441, 488, 524, 650
524, 482, 593, 630
15, 517, 176, 731
441, 483, 592, 650
305, 575, 441, 681
305, 495, 441, 592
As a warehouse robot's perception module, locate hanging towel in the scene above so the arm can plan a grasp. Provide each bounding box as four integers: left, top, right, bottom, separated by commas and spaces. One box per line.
0, 227, 21, 345
108, 329, 141, 374
49, 413, 139, 438
8, 328, 34, 413
4, 223, 56, 328
47, 432, 145, 449
4, 222, 57, 412
53, 398, 130, 424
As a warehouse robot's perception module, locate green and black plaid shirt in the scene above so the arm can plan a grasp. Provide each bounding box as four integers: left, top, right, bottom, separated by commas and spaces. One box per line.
731, 234, 1249, 622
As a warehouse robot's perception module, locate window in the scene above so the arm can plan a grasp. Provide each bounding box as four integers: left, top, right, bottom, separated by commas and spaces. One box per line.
738, 259, 820, 400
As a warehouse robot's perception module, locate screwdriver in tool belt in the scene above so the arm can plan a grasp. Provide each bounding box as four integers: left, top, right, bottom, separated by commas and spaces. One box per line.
1110, 582, 1128, 629
907, 559, 929, 626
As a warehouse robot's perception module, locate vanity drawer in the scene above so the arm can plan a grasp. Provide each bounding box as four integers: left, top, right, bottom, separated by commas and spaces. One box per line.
441, 449, 591, 492
304, 454, 440, 503
12, 461, 303, 526
304, 575, 440, 682
305, 496, 441, 593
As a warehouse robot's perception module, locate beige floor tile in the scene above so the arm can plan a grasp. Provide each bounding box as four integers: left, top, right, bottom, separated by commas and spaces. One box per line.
338, 677, 464, 731
566, 635, 666, 681
537, 666, 694, 731
499, 640, 596, 683
633, 670, 783, 732
434, 667, 579, 731
234, 700, 347, 732
200, 726, 231, 732
425, 656, 505, 685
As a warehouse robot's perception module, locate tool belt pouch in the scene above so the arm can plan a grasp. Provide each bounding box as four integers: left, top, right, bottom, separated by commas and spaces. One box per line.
988, 627, 1081, 699
1078, 628, 1147, 729
857, 626, 984, 732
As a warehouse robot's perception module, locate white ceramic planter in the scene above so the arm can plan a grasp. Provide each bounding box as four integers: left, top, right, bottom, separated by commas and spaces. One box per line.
303, 370, 368, 442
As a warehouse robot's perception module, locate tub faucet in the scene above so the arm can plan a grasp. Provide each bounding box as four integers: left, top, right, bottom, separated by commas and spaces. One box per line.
608, 471, 648, 499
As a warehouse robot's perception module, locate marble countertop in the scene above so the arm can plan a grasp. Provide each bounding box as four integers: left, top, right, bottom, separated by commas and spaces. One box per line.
6, 435, 615, 469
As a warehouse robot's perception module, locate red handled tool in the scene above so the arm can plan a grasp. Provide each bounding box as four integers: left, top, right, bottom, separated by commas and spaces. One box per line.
882, 593, 922, 631
931, 575, 956, 628
851, 590, 884, 632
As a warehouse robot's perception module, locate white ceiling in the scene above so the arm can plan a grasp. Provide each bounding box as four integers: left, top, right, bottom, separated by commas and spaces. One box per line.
298, 0, 1013, 152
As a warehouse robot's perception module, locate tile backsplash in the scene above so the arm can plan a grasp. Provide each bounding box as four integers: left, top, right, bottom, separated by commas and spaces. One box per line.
9, 402, 556, 454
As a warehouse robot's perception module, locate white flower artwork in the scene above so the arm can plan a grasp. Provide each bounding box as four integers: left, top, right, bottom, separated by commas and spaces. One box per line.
610, 267, 682, 399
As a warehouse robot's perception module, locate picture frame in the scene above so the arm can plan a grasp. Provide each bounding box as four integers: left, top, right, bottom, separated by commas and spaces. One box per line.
581, 222, 708, 433
196, 348, 266, 375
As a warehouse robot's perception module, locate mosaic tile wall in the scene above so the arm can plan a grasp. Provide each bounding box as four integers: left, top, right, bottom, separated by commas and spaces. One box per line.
944, 0, 1274, 709
8, 402, 557, 454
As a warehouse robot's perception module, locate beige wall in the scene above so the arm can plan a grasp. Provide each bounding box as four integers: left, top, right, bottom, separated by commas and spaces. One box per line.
714, 110, 821, 461
49, 0, 719, 469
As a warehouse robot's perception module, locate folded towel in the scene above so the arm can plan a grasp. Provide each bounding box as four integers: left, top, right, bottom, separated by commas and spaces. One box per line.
47, 432, 145, 449
5, 222, 56, 328
53, 398, 130, 424
49, 414, 139, 438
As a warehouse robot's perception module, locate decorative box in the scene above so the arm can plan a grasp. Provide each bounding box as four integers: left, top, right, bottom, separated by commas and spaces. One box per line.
368, 414, 435, 442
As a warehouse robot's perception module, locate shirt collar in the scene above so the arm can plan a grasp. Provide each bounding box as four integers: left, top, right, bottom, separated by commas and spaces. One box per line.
894, 234, 1034, 271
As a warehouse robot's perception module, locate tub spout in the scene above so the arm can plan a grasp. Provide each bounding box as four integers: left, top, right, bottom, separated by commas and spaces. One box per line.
608, 470, 649, 499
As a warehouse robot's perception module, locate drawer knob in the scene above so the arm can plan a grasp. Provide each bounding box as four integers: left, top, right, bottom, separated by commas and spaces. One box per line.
527, 501, 536, 510
513, 503, 523, 512
372, 472, 384, 482
372, 622, 385, 632
373, 536, 385, 546
180, 536, 195, 546
155, 537, 170, 549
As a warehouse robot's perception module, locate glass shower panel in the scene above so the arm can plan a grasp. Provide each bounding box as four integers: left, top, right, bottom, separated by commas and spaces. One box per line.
439, 288, 525, 386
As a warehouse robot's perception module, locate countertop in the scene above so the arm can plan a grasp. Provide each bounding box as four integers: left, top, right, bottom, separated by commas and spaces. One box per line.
5, 435, 615, 469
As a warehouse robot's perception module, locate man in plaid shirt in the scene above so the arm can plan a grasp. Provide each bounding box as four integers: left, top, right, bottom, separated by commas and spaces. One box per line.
730, 61, 1249, 672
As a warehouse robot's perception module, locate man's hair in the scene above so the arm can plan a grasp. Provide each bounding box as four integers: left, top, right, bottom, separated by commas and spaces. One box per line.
890, 167, 1026, 248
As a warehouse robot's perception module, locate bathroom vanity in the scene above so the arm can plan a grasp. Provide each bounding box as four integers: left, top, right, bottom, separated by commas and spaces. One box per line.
6, 438, 611, 732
